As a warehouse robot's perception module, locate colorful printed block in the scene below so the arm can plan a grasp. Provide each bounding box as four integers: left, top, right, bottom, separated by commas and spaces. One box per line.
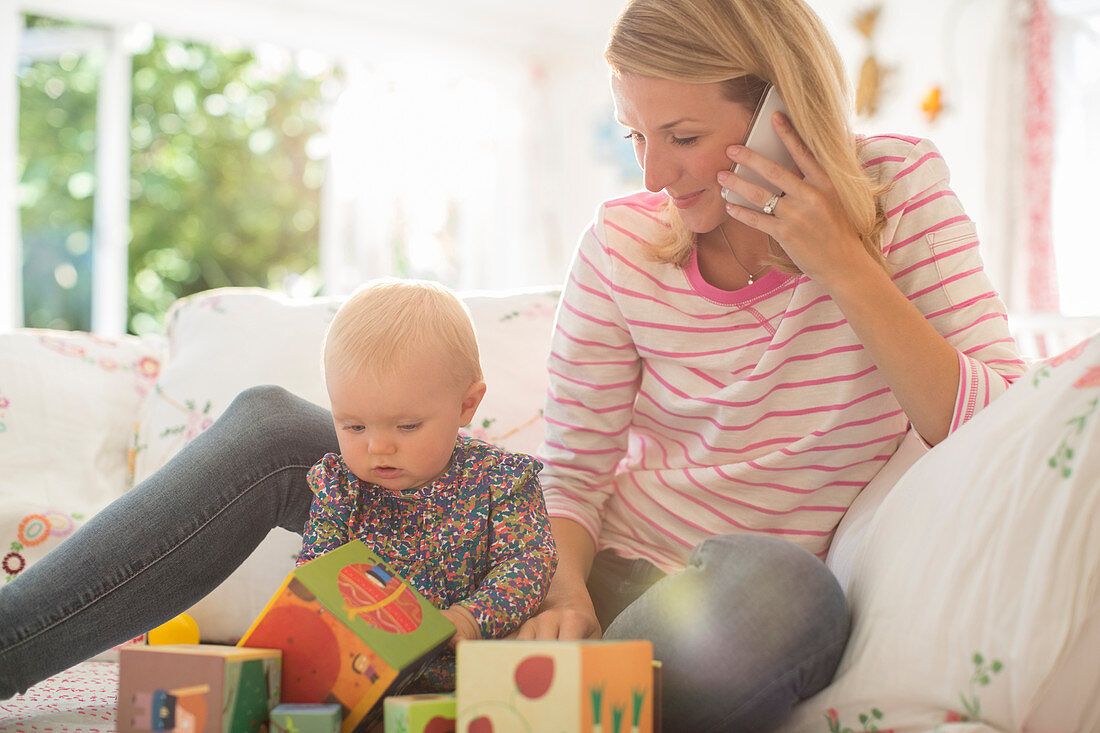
117, 644, 280, 733
384, 693, 456, 733
456, 640, 654, 733
270, 703, 343, 733
239, 540, 455, 732
651, 660, 662, 733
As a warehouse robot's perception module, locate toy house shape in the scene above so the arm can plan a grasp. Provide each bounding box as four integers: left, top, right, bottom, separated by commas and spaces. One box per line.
238, 540, 455, 732
117, 644, 280, 733
383, 693, 456, 733
456, 640, 654, 733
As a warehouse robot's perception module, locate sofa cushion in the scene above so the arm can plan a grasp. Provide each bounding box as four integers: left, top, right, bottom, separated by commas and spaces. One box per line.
131, 285, 558, 642
0, 329, 163, 585
781, 332, 1100, 732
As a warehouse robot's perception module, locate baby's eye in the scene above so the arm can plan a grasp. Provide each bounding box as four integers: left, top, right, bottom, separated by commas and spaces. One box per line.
345, 424, 365, 433
397, 423, 421, 432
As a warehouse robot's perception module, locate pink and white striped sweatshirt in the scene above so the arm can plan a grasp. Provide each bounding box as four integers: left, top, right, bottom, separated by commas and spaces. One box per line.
538, 135, 1027, 572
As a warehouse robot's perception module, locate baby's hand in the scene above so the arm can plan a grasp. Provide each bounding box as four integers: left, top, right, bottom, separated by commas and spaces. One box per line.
439, 605, 481, 648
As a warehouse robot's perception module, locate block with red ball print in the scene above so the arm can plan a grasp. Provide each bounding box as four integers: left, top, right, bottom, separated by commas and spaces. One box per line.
238, 541, 454, 733
456, 640, 654, 733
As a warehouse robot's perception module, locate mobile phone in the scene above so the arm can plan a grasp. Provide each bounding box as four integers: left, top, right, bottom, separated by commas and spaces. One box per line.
721, 85, 796, 209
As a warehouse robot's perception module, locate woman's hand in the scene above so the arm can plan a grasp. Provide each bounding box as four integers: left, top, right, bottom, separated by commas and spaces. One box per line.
720, 112, 962, 445
511, 587, 602, 640
440, 605, 482, 648
717, 111, 873, 292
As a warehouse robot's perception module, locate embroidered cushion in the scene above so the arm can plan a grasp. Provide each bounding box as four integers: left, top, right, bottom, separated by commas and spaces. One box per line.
781, 332, 1100, 732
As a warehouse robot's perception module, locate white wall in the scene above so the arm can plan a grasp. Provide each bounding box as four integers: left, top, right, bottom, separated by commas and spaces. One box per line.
815, 0, 1025, 302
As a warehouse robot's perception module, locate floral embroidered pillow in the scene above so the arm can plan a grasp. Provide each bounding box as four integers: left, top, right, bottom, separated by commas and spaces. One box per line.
0, 329, 164, 586
781, 331, 1100, 733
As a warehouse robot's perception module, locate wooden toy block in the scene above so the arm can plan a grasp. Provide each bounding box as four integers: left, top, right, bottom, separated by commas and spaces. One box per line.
117, 644, 281, 733
270, 703, 343, 733
383, 693, 456, 733
651, 660, 662, 733
239, 540, 455, 733
456, 640, 654, 733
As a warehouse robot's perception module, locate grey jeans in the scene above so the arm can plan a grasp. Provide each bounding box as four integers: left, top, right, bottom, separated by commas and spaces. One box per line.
0, 386, 331, 698
589, 537, 849, 731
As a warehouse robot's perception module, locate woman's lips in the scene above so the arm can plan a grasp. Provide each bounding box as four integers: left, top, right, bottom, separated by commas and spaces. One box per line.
670, 190, 705, 208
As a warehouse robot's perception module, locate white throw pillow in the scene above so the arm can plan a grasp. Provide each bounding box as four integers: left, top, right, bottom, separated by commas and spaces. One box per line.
782, 334, 1100, 732
0, 329, 163, 585
132, 286, 558, 642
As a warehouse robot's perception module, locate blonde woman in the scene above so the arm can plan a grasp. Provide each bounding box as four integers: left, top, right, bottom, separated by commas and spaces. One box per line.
516, 0, 1025, 729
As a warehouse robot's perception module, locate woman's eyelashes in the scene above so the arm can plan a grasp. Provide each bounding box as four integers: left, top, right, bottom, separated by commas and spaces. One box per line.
623, 131, 701, 147
671, 135, 700, 146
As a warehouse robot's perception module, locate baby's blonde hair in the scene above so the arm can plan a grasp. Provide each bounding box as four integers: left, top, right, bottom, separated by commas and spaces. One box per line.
605, 0, 889, 272
323, 278, 483, 388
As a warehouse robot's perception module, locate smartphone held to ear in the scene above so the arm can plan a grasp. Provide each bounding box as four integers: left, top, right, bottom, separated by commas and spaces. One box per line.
721, 85, 796, 210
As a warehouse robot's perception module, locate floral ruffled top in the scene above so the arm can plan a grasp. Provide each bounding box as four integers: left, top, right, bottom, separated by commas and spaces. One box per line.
297, 435, 557, 641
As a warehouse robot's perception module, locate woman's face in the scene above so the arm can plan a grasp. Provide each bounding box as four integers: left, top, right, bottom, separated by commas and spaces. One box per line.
611, 73, 754, 234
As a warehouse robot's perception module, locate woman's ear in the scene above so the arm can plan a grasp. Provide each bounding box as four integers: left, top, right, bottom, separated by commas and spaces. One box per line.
459, 381, 487, 425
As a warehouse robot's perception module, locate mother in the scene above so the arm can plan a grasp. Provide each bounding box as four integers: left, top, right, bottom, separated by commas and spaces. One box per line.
514, 0, 1023, 728
0, 0, 1023, 730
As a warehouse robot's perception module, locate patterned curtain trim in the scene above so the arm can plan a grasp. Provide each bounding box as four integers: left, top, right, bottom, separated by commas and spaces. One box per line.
1025, 0, 1060, 312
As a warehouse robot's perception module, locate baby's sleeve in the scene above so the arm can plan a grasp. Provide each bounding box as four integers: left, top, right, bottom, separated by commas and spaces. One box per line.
457, 453, 557, 639
296, 453, 356, 566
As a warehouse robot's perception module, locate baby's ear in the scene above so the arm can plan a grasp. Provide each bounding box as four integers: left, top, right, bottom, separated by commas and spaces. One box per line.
460, 380, 488, 424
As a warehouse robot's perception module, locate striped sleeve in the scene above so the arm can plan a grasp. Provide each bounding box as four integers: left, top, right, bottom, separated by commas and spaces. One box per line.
870, 136, 1027, 434
538, 207, 643, 543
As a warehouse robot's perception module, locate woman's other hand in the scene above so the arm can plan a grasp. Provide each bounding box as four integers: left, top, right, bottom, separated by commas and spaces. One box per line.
511, 588, 602, 640
718, 111, 872, 292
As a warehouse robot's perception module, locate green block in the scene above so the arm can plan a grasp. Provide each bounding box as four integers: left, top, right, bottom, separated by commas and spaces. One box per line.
270, 703, 342, 733
384, 693, 456, 733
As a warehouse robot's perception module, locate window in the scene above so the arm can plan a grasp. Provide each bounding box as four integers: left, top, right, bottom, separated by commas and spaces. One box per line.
16, 15, 333, 334
18, 17, 101, 331
1051, 2, 1100, 316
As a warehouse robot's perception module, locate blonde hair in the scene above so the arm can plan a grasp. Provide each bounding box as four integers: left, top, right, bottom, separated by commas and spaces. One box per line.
605, 0, 889, 271
323, 278, 483, 388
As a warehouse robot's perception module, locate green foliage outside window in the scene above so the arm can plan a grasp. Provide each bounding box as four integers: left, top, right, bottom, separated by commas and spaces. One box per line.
18, 16, 335, 334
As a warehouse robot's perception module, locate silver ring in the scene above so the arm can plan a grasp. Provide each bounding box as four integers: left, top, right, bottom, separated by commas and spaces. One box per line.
762, 193, 781, 215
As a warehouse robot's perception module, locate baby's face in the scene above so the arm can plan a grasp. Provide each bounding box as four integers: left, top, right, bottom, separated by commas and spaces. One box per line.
326, 360, 484, 493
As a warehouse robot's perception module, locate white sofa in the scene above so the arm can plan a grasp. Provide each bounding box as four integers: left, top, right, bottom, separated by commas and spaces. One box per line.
1, 286, 1098, 732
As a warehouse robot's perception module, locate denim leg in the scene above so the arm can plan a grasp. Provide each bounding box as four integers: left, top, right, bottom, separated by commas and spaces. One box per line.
603, 534, 850, 732
587, 549, 668, 631
0, 386, 334, 698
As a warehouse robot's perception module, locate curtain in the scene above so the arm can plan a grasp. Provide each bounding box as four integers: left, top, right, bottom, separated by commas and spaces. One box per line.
1024, 0, 1060, 312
